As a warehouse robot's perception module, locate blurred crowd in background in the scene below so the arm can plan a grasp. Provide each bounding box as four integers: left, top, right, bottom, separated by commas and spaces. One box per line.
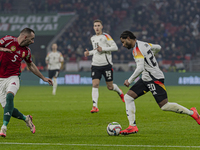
1, 0, 200, 72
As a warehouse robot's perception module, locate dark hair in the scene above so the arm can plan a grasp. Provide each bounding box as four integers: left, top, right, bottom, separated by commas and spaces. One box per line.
93, 19, 103, 25
20, 28, 35, 34
120, 31, 136, 39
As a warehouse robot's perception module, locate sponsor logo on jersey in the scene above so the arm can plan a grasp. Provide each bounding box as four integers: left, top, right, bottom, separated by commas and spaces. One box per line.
11, 46, 16, 51
0, 40, 4, 44
16, 51, 21, 54
11, 82, 16, 85
22, 51, 25, 58
152, 91, 157, 95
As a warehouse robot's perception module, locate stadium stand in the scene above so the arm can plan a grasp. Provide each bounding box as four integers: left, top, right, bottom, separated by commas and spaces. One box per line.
1, 0, 200, 72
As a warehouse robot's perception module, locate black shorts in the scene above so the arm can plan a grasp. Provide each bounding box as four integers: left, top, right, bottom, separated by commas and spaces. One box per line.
130, 78, 168, 103
91, 64, 113, 82
48, 69, 60, 79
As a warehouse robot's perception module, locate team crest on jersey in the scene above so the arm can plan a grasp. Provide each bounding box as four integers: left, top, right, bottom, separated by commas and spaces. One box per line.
11, 46, 16, 51
22, 51, 25, 58
0, 40, 4, 44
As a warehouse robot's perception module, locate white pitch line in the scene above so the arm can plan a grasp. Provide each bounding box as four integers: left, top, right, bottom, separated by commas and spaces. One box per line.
0, 142, 200, 148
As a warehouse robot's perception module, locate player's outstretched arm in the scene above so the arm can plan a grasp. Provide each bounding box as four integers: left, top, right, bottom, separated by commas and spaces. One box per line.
26, 62, 53, 86
127, 59, 144, 84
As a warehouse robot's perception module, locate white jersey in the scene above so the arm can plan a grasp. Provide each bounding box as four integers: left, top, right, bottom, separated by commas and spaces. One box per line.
89, 32, 118, 66
128, 40, 164, 83
45, 51, 64, 70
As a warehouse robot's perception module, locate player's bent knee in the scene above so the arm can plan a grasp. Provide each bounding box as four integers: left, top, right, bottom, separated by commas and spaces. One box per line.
107, 86, 113, 90
92, 83, 99, 88
161, 102, 177, 111
161, 102, 169, 111
124, 94, 134, 102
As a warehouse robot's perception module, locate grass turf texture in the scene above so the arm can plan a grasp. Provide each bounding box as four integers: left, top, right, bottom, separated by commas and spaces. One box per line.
0, 86, 199, 150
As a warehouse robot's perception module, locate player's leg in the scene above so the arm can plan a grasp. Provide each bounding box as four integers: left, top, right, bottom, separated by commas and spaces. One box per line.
91, 79, 100, 113
11, 108, 35, 133
52, 70, 59, 95
150, 79, 200, 124
0, 76, 19, 137
0, 79, 8, 137
0, 91, 14, 137
52, 77, 57, 95
0, 77, 35, 137
106, 81, 125, 102
103, 65, 125, 102
120, 79, 149, 135
159, 99, 200, 124
48, 70, 55, 95
91, 66, 101, 113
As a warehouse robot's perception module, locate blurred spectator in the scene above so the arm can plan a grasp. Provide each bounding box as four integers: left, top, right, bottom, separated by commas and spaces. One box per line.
4, 0, 12, 13
8, 0, 200, 72
168, 61, 177, 72
37, 62, 45, 71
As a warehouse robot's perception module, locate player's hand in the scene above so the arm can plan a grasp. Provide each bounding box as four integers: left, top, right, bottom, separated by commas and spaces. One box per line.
96, 45, 102, 52
84, 49, 89, 57
43, 78, 53, 86
124, 79, 130, 87
0, 48, 12, 53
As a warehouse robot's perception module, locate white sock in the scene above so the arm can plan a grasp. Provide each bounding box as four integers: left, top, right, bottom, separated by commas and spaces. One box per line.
53, 78, 57, 94
113, 83, 122, 95
1, 125, 7, 129
124, 94, 136, 126
92, 87, 99, 108
161, 102, 193, 115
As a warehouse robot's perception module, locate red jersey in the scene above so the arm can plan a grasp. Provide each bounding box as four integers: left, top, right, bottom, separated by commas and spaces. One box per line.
0, 35, 32, 78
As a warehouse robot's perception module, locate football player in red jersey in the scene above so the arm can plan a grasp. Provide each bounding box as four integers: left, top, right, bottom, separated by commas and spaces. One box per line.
0, 28, 53, 137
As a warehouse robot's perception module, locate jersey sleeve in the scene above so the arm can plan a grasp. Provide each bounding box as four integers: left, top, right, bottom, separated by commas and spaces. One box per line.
128, 46, 145, 84
24, 48, 32, 63
88, 37, 95, 56
102, 34, 118, 52
0, 36, 12, 47
149, 43, 161, 54
0, 38, 5, 47
45, 53, 50, 61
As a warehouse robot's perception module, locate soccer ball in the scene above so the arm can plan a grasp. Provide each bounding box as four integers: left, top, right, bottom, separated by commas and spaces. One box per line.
107, 122, 122, 136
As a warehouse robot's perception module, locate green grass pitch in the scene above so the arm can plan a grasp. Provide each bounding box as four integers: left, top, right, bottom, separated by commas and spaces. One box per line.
0, 85, 200, 150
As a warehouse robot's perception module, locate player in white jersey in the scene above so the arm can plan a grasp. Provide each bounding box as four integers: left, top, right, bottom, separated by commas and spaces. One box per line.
119, 31, 200, 135
84, 19, 124, 113
45, 43, 64, 95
